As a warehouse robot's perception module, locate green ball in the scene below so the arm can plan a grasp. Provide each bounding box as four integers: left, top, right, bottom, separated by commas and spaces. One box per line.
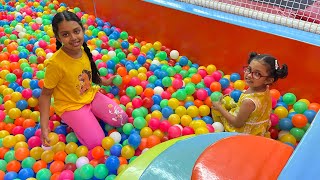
162, 77, 172, 87
23, 67, 33, 73
283, 93, 297, 105
105, 174, 117, 180
129, 156, 137, 163
65, 153, 78, 164
104, 124, 114, 132
99, 68, 108, 76
4, 116, 14, 124
21, 157, 36, 168
80, 164, 94, 179
112, 75, 122, 86
211, 92, 223, 102
140, 107, 148, 117
289, 128, 305, 141
179, 70, 188, 78
188, 67, 198, 74
36, 168, 52, 180
148, 75, 158, 83
66, 132, 78, 143
36, 71, 45, 79
74, 7, 81, 13
122, 139, 129, 146
0, 159, 7, 171
5, 73, 17, 83
120, 31, 128, 40
196, 82, 205, 89
9, 34, 17, 40
160, 99, 168, 108
133, 117, 146, 129
123, 123, 134, 135
176, 89, 187, 101
126, 86, 136, 98
157, 51, 167, 60
185, 83, 196, 95
74, 168, 82, 180
302, 123, 310, 132
132, 109, 144, 119
94, 164, 109, 179
166, 67, 176, 76
174, 65, 182, 73
116, 52, 126, 60
293, 101, 308, 114
95, 39, 103, 47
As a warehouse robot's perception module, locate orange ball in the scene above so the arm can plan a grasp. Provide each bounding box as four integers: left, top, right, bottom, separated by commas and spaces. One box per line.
23, 119, 36, 128
138, 138, 148, 151
6, 160, 21, 172
50, 172, 61, 180
204, 96, 212, 107
0, 170, 4, 180
194, 99, 204, 107
146, 135, 161, 148
118, 156, 128, 165
91, 146, 105, 160
270, 89, 281, 100
49, 160, 65, 174
89, 159, 100, 167
5, 123, 16, 134
14, 117, 25, 126
292, 114, 308, 128
308, 103, 320, 112
122, 75, 131, 85
143, 88, 154, 97
117, 67, 127, 77
14, 147, 30, 161
0, 122, 5, 130
33, 160, 47, 173
191, 74, 202, 84
53, 151, 67, 162
0, 147, 9, 159
210, 82, 221, 92
167, 86, 176, 94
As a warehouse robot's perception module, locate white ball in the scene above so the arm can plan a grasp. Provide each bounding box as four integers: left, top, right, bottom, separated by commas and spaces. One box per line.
212, 122, 224, 132
153, 86, 164, 95
174, 124, 183, 131
15, 25, 23, 32
109, 132, 121, 143
18, 32, 25, 39
41, 145, 52, 151
278, 130, 289, 138
91, 50, 99, 56
142, 148, 149, 154
170, 50, 179, 59
76, 156, 89, 168
46, 53, 53, 59
35, 17, 43, 24
108, 51, 116, 58
151, 60, 160, 66
34, 42, 39, 47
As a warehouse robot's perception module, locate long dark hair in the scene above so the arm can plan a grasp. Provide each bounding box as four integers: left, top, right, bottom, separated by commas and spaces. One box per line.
52, 10, 101, 84
248, 52, 288, 82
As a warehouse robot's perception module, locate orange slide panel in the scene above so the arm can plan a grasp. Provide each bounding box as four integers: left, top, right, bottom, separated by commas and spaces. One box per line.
62, 0, 320, 102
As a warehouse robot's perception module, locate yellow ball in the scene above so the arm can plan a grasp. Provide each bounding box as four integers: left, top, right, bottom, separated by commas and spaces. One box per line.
11, 92, 22, 102
134, 85, 143, 96
279, 133, 297, 145
76, 146, 89, 157
101, 55, 110, 62
185, 95, 194, 102
175, 106, 187, 117
0, 85, 7, 94
140, 127, 153, 138
206, 65, 217, 74
52, 142, 66, 153
151, 110, 162, 119
141, 46, 148, 53
15, 134, 26, 142
48, 132, 59, 146
41, 150, 55, 163
181, 115, 192, 127
4, 100, 16, 111
153, 129, 164, 139
27, 97, 39, 107
234, 80, 246, 91
129, 69, 138, 77
195, 127, 209, 135
2, 88, 14, 96
121, 145, 135, 159
138, 67, 147, 73
168, 98, 180, 109
145, 114, 152, 122
274, 106, 289, 119
14, 141, 28, 150
22, 79, 31, 88
187, 106, 199, 118
168, 114, 180, 125
3, 135, 17, 148
101, 137, 115, 150
27, 178, 37, 180
30, 147, 44, 160
153, 41, 162, 50
0, 130, 10, 138
30, 111, 40, 122
198, 105, 210, 116
8, 108, 21, 119
53, 121, 60, 129
183, 77, 191, 85
21, 109, 32, 118
65, 142, 78, 154
137, 73, 147, 81
298, 99, 310, 106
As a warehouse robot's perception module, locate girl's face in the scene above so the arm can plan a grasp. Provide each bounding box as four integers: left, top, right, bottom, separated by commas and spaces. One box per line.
244, 60, 274, 89
56, 20, 84, 52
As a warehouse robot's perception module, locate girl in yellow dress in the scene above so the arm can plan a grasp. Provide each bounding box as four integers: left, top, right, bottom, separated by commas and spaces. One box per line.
212, 52, 288, 136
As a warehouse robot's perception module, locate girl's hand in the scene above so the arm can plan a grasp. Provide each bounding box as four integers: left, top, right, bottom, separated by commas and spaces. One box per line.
212, 101, 223, 111
102, 76, 116, 86
41, 128, 51, 147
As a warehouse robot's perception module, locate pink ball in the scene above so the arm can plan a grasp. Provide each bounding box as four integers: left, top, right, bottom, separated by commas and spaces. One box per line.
173, 74, 183, 79
161, 91, 171, 99
49, 121, 54, 131
140, 80, 148, 89
38, 40, 47, 48
98, 62, 106, 69
168, 126, 182, 139
106, 93, 114, 99
12, 126, 25, 135
120, 95, 131, 105
22, 88, 33, 99
270, 113, 279, 126
86, 18, 95, 26
101, 36, 109, 42
9, 54, 19, 62
198, 69, 207, 78
28, 136, 42, 148
148, 118, 160, 131
203, 75, 215, 87
212, 71, 222, 81
35, 129, 41, 137
223, 87, 233, 95
159, 120, 171, 132
196, 89, 208, 101
0, 110, 5, 121
95, 54, 102, 60
146, 71, 153, 78
59, 134, 66, 143
182, 126, 194, 135
129, 77, 141, 86
272, 97, 277, 109
172, 79, 183, 89
45, 49, 53, 54
132, 47, 140, 56
206, 124, 215, 133
132, 98, 143, 108
31, 23, 39, 31
59, 170, 74, 180
128, 117, 134, 124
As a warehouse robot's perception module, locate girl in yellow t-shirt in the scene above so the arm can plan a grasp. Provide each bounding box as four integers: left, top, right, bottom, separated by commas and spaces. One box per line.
212, 52, 288, 136
39, 11, 128, 150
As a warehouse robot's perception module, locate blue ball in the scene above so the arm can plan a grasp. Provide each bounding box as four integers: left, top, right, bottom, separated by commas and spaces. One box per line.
18, 168, 35, 180
106, 60, 115, 69
8, 82, 19, 91
22, 72, 32, 79
137, 55, 146, 65
110, 86, 119, 96
304, 110, 316, 123
16, 100, 28, 110
105, 156, 120, 171
24, 127, 36, 139
276, 102, 288, 109
110, 144, 122, 157
287, 112, 297, 119
4, 172, 18, 180
279, 118, 293, 131
120, 134, 128, 144
121, 41, 129, 49
54, 125, 67, 135
202, 116, 214, 124
193, 117, 201, 120
29, 79, 39, 89
162, 107, 173, 118
151, 104, 161, 112
15, 86, 24, 93
230, 90, 242, 102
230, 73, 241, 82
32, 88, 42, 98
184, 101, 194, 109
152, 95, 162, 105
146, 83, 155, 89
154, 79, 163, 87
219, 78, 230, 89
179, 56, 188, 66
128, 133, 141, 147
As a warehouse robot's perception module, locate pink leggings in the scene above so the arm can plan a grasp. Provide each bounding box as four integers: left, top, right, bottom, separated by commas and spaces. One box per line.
61, 92, 128, 149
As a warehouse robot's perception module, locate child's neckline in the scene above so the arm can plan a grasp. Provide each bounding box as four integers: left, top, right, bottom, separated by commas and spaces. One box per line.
60, 47, 83, 60
243, 86, 269, 95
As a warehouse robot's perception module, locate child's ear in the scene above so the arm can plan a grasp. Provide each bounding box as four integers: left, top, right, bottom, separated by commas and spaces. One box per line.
265, 77, 274, 85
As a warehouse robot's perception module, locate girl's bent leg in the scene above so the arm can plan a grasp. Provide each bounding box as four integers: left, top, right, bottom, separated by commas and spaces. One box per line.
61, 104, 105, 150
91, 92, 128, 127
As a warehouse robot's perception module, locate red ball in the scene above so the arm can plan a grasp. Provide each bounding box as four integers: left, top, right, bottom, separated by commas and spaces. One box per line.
142, 97, 154, 108
269, 127, 279, 139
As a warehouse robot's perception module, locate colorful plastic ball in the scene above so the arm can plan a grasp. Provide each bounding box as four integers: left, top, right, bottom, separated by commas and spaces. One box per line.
303, 110, 316, 123
187, 106, 199, 118
274, 106, 289, 119
4, 171, 18, 180
18, 167, 35, 180
76, 156, 89, 169
36, 168, 52, 180
109, 132, 122, 144
196, 89, 208, 101
105, 156, 120, 171
279, 133, 297, 145
80, 164, 94, 179
293, 101, 308, 114
279, 118, 293, 131
199, 105, 210, 116
270, 113, 279, 126
59, 170, 74, 180
283, 93, 297, 105
168, 126, 181, 139
212, 122, 224, 132
210, 91, 223, 102
292, 114, 308, 128
289, 128, 305, 141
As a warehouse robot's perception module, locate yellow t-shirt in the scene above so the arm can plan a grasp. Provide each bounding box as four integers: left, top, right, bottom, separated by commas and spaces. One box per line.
44, 48, 99, 116
212, 89, 272, 137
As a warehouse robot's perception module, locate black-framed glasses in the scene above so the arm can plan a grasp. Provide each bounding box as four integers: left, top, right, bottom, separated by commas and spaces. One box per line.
243, 66, 269, 80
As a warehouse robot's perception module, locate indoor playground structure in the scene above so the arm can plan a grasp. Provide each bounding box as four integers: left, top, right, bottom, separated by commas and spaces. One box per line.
0, 0, 319, 180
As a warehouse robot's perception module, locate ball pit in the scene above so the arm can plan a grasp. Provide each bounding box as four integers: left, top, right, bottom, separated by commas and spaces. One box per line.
0, 0, 318, 179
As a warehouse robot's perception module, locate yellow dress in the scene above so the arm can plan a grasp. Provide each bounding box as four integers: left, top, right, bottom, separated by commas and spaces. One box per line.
212, 89, 272, 137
